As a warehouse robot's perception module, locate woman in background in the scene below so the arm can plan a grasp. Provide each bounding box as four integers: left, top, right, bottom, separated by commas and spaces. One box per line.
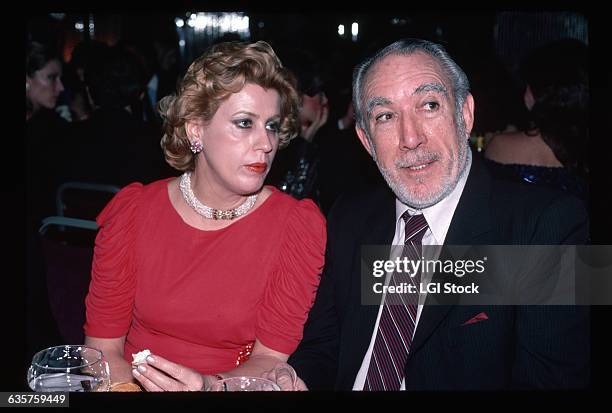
484, 39, 588, 201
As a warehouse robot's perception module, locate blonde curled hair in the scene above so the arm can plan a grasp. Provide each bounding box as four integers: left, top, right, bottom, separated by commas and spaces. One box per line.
159, 40, 300, 171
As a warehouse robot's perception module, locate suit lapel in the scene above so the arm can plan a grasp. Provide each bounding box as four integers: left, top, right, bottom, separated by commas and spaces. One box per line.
444, 158, 495, 246
408, 156, 496, 356
351, 187, 396, 369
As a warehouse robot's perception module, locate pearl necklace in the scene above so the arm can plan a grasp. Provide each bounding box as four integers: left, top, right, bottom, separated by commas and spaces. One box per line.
179, 172, 258, 220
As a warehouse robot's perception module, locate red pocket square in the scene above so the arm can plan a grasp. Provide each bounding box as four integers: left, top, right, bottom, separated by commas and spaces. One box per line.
461, 312, 489, 326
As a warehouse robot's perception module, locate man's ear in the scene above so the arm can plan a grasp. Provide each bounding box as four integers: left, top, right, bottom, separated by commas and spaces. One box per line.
462, 93, 475, 136
355, 125, 374, 158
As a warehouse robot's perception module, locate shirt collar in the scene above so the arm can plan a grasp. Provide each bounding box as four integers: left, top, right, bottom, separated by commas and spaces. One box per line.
395, 149, 472, 245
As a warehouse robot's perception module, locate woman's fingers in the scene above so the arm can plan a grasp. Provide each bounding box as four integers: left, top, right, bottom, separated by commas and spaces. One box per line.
132, 366, 165, 392
274, 365, 296, 390
137, 363, 186, 391
262, 362, 308, 391
143, 354, 203, 391
207, 381, 224, 391
145, 355, 184, 380
294, 377, 308, 391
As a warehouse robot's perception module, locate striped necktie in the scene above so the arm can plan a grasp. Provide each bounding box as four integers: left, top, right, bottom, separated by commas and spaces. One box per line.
364, 212, 428, 391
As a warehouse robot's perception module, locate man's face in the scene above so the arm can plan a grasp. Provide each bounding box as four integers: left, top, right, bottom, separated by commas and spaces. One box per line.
356, 52, 474, 209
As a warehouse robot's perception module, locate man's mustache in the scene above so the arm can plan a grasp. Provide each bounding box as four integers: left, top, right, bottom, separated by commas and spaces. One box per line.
394, 151, 441, 168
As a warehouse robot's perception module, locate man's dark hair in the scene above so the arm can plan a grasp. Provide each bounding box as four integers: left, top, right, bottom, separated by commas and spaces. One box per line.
86, 45, 146, 110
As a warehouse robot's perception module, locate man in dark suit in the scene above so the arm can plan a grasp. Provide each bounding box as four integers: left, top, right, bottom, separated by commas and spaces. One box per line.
269, 38, 589, 390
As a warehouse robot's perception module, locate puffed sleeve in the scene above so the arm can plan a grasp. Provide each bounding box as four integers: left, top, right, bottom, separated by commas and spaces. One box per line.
256, 199, 327, 354
83, 182, 144, 338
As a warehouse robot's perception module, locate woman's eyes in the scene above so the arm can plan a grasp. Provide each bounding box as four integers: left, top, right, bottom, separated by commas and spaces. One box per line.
234, 119, 280, 133
265, 121, 280, 132
234, 119, 253, 128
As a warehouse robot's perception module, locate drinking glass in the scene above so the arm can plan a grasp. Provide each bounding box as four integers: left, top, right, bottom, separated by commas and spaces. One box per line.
27, 345, 111, 392
217, 376, 280, 391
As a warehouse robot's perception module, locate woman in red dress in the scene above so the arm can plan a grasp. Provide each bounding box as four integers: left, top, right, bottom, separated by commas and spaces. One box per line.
84, 41, 325, 391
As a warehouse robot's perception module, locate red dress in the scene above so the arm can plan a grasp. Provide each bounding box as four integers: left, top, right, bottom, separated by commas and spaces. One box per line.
84, 179, 326, 374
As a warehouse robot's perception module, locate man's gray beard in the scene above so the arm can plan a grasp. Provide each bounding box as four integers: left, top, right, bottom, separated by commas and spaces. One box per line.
372, 132, 470, 210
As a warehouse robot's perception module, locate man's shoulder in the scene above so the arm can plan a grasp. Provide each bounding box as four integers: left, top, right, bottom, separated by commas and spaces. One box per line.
487, 167, 585, 215
475, 161, 588, 243
471, 156, 583, 212
450, 157, 588, 244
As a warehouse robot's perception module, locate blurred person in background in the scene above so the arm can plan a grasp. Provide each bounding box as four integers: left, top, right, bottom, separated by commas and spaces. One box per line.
64, 44, 174, 188
266, 48, 330, 205
26, 40, 69, 225
484, 39, 589, 202
26, 39, 66, 368
26, 41, 65, 122
267, 47, 382, 214
64, 40, 110, 122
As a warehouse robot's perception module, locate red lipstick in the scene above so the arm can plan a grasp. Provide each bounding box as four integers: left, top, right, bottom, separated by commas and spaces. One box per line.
245, 162, 268, 174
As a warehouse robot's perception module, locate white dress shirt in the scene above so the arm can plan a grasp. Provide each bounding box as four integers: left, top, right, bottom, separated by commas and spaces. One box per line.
353, 151, 472, 390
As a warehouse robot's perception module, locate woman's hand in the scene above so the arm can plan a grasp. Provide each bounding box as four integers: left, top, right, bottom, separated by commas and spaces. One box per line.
132, 353, 211, 391
261, 362, 308, 391
301, 92, 329, 142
